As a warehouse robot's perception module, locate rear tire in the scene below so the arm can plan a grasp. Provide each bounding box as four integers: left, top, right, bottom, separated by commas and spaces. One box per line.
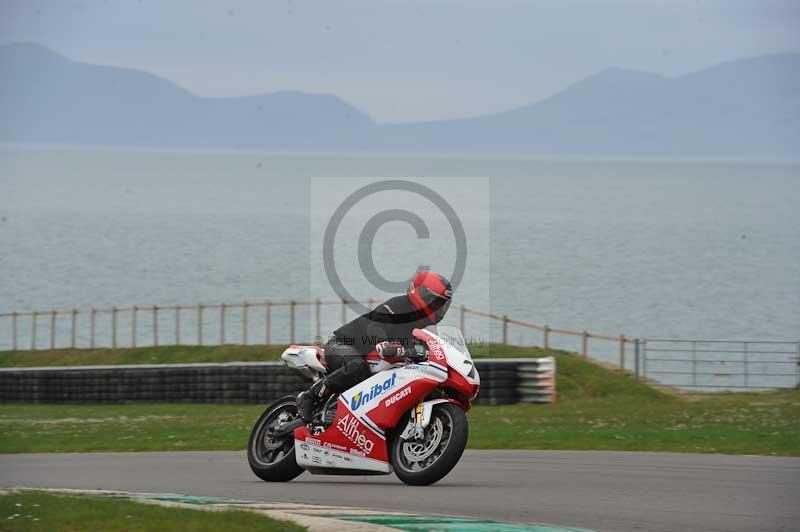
247, 395, 305, 482
391, 403, 468, 486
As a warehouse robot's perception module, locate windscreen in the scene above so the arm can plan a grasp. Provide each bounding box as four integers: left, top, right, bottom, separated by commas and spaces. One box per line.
424, 325, 472, 360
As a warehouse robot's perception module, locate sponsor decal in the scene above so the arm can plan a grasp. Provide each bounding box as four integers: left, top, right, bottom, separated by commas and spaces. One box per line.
428, 340, 446, 363
300, 443, 309, 450
350, 373, 397, 410
306, 437, 321, 445
312, 456, 322, 464
384, 386, 412, 407
336, 413, 375, 453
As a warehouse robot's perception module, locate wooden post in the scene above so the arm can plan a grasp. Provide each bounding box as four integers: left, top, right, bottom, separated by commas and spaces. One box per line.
31, 311, 37, 350
543, 325, 550, 350
265, 301, 272, 345
341, 299, 346, 326
131, 306, 138, 348
290, 300, 296, 344
242, 302, 249, 345
619, 334, 626, 369
70, 309, 77, 348
315, 298, 321, 340
502, 315, 508, 345
459, 305, 465, 336
743, 341, 749, 388
90, 308, 96, 348
11, 312, 17, 350
581, 331, 588, 357
49, 311, 56, 350
112, 307, 118, 348
220, 304, 226, 345
634, 339, 641, 379
153, 305, 159, 347
175, 305, 181, 345
197, 304, 204, 345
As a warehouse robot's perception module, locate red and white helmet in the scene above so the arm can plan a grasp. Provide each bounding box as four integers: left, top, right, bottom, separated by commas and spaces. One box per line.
407, 270, 453, 324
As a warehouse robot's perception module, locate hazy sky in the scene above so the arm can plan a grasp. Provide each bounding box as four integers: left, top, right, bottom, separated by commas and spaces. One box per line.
2, 0, 798, 122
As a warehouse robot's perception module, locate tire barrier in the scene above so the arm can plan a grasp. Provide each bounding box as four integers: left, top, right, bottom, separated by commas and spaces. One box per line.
0, 358, 556, 405
515, 356, 556, 404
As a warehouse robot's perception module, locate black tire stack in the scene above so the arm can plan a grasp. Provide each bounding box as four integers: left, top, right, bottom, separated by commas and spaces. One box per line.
473, 360, 518, 405
0, 358, 556, 405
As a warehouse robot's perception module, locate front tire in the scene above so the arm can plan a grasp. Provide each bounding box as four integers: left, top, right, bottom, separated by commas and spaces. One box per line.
247, 395, 305, 482
391, 403, 468, 486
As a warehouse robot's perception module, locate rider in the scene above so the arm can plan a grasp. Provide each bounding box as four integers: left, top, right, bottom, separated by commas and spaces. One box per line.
297, 270, 453, 422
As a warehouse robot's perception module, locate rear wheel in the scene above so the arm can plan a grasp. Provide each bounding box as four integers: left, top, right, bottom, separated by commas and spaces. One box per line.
247, 395, 305, 482
391, 403, 468, 486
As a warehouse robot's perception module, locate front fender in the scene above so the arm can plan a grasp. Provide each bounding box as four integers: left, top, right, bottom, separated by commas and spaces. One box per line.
421, 398, 462, 429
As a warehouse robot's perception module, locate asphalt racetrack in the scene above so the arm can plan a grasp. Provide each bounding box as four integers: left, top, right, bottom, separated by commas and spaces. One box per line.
2, 450, 798, 532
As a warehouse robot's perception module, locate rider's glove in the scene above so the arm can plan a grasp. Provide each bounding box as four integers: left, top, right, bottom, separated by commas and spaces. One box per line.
375, 341, 407, 358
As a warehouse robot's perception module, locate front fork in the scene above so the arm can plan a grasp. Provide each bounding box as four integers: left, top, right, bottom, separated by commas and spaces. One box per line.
400, 399, 457, 441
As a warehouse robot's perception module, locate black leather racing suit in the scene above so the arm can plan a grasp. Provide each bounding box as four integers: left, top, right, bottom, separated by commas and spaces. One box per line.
322, 295, 433, 394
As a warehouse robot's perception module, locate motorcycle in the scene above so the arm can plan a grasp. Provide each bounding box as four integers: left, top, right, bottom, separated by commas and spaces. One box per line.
247, 325, 480, 486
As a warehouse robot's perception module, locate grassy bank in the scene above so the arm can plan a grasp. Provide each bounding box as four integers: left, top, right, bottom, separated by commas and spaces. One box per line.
1, 346, 798, 455
0, 490, 304, 532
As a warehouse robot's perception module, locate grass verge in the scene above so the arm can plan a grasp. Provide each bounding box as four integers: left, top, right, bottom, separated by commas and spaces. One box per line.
0, 490, 305, 531
1, 347, 797, 455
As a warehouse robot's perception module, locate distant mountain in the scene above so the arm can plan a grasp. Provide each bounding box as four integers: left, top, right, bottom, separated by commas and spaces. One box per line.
1, 42, 798, 157
379, 54, 800, 157
0, 43, 372, 149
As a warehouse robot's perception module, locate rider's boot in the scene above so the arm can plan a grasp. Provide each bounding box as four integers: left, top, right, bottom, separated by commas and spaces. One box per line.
297, 378, 330, 423
297, 357, 370, 423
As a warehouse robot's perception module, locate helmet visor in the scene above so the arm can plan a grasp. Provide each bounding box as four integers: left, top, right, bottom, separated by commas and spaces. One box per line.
418, 284, 452, 323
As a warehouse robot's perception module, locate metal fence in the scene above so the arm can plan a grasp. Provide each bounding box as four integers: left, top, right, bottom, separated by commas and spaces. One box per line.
641, 339, 800, 390
0, 298, 635, 362
1, 299, 797, 391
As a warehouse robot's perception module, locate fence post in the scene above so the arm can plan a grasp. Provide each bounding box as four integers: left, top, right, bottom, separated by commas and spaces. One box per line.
265, 301, 271, 345
459, 305, 465, 336
619, 334, 626, 369
582, 331, 589, 357
743, 341, 749, 388
796, 341, 800, 388
642, 339, 647, 378
153, 305, 159, 347
290, 300, 296, 344
692, 340, 697, 387
220, 304, 226, 345
90, 308, 96, 348
175, 305, 181, 345
341, 299, 346, 326
634, 339, 641, 379
131, 306, 138, 348
11, 312, 17, 350
197, 304, 204, 345
112, 307, 118, 348
315, 298, 321, 340
502, 315, 508, 345
70, 309, 77, 348
243, 302, 249, 345
49, 310, 56, 350
31, 311, 37, 350
543, 325, 550, 350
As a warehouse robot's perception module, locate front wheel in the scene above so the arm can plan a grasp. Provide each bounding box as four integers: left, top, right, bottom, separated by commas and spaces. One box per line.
247, 395, 305, 482
391, 402, 468, 486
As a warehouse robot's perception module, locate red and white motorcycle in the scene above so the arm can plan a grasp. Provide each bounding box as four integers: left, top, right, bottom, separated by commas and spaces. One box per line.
247, 325, 480, 486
